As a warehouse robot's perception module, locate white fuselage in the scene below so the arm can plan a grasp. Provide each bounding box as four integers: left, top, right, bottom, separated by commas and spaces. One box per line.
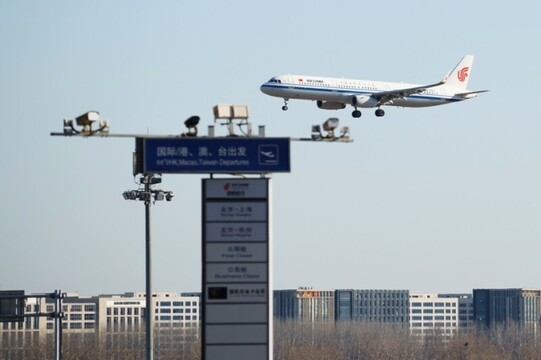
261, 75, 468, 108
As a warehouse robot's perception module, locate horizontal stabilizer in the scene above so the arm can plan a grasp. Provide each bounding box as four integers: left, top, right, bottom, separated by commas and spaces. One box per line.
455, 89, 490, 97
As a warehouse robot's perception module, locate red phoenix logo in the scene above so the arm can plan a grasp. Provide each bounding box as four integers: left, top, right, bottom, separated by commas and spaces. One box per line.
457, 67, 469, 82
223, 183, 231, 191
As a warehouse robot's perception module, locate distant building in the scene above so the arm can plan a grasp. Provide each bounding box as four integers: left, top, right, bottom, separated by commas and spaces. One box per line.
439, 293, 474, 331
96, 292, 200, 333
0, 291, 200, 356
409, 294, 459, 337
335, 289, 409, 325
274, 288, 335, 322
473, 288, 541, 332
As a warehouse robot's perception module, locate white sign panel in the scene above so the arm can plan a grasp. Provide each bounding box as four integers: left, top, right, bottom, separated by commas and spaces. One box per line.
206, 243, 267, 262
205, 202, 267, 222
204, 179, 268, 199
205, 222, 267, 242
206, 263, 267, 283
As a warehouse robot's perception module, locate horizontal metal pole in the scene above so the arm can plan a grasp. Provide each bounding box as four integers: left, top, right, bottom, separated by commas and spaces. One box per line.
0, 292, 59, 300
51, 132, 353, 142
50, 132, 180, 139
0, 312, 60, 319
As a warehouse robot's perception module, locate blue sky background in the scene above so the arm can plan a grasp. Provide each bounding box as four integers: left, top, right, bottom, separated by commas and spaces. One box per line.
1, 1, 540, 296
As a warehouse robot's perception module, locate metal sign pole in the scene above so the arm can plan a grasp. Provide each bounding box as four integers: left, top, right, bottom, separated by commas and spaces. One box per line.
144, 174, 154, 360
54, 290, 62, 360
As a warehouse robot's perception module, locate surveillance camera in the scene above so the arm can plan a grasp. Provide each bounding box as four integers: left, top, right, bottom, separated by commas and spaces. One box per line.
166, 192, 174, 201
76, 111, 100, 126
184, 116, 200, 129
322, 117, 339, 131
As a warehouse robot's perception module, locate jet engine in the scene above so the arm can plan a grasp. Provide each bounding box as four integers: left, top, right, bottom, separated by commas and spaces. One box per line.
317, 100, 346, 110
351, 95, 378, 108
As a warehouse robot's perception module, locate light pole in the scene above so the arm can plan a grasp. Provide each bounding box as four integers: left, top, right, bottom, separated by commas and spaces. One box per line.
123, 173, 173, 360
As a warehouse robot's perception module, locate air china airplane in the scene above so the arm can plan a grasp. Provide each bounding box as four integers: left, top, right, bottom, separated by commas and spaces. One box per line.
260, 55, 487, 118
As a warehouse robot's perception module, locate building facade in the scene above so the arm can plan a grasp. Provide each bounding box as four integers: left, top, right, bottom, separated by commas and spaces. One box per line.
439, 293, 474, 331
473, 288, 541, 332
274, 288, 335, 323
409, 294, 460, 337
335, 289, 409, 325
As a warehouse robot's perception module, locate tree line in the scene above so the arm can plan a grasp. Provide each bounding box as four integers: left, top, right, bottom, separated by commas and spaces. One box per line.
2, 321, 541, 359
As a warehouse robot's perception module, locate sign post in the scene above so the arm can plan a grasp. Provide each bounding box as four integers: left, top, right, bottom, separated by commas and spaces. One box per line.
135, 136, 288, 360
202, 178, 272, 360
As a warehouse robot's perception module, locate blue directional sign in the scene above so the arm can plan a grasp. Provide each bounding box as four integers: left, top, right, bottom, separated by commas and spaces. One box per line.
138, 137, 290, 174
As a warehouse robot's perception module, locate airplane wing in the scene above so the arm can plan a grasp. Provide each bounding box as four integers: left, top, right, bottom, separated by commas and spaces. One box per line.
371, 80, 446, 106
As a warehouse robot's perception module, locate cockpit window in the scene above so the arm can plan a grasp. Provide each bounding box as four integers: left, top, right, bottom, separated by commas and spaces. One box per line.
268, 78, 281, 83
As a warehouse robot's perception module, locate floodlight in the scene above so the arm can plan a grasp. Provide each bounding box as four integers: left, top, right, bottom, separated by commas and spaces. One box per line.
231, 105, 249, 120
213, 104, 249, 120
165, 192, 174, 201
140, 192, 151, 202
213, 104, 232, 120
155, 191, 165, 201
322, 117, 339, 131
123, 191, 138, 200
75, 111, 100, 126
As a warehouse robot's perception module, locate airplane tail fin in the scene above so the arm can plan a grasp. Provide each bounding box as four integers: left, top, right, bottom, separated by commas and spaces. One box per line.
442, 55, 474, 90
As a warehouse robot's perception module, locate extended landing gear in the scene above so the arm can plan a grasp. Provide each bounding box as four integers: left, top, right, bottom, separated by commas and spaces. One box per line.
282, 98, 289, 111
352, 108, 385, 118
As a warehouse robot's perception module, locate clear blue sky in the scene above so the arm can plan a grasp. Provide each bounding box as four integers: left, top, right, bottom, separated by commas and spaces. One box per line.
1, 1, 540, 296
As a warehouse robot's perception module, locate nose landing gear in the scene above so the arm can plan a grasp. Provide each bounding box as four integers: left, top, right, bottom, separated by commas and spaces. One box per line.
375, 108, 385, 117
282, 98, 289, 111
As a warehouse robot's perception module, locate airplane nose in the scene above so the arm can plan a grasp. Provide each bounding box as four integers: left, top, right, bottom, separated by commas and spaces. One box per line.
260, 84, 269, 94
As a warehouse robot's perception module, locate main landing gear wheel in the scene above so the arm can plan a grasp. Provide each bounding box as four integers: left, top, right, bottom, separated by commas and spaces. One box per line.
282, 98, 289, 111
375, 109, 385, 117
352, 109, 362, 118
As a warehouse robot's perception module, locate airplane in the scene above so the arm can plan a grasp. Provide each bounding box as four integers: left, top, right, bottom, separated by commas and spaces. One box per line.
260, 151, 275, 159
260, 55, 487, 118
